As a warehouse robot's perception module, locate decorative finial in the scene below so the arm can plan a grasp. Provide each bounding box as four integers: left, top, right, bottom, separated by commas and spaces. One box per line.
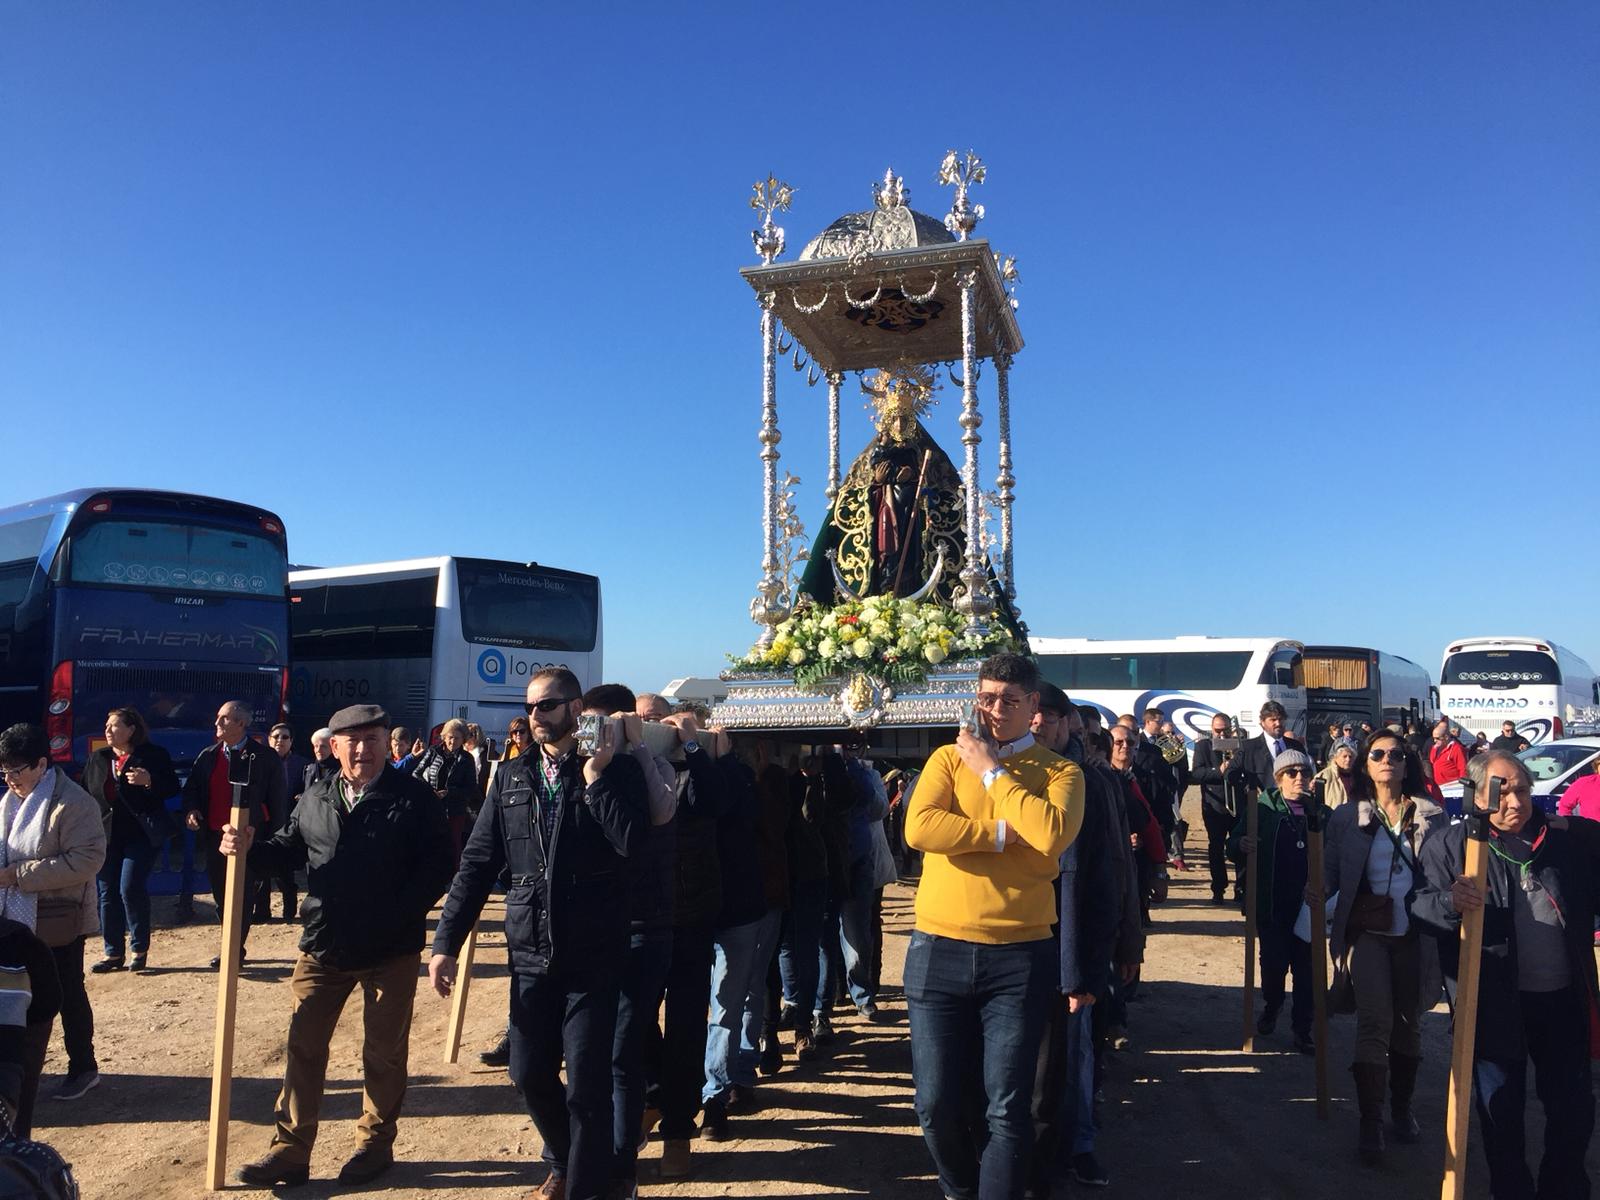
994, 251, 1020, 309
873, 168, 908, 210
750, 174, 793, 263
938, 149, 986, 241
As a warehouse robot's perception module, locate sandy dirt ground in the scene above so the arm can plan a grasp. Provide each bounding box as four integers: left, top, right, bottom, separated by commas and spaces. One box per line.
35, 791, 1598, 1198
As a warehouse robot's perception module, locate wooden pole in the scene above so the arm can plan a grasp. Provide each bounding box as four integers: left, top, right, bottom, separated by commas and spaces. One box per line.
205, 784, 252, 1190
1241, 774, 1259, 1052
1306, 780, 1330, 1119
1442, 776, 1499, 1200
443, 922, 479, 1064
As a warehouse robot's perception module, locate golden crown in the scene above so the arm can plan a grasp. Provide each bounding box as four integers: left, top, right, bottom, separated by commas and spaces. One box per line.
863, 364, 940, 432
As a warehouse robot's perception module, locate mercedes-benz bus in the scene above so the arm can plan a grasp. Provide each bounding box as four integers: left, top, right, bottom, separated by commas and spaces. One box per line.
1437, 636, 1599, 744
0, 488, 290, 770
1028, 635, 1308, 743
289, 556, 602, 745
1302, 645, 1434, 735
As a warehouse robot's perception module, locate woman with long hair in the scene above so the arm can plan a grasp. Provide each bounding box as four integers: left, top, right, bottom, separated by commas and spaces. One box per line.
80, 707, 179, 973
1321, 728, 1447, 1166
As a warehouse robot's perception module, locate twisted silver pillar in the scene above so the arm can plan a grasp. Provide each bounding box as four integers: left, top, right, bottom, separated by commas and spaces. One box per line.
994, 348, 1015, 599
825, 370, 843, 504
952, 269, 994, 636
749, 292, 790, 647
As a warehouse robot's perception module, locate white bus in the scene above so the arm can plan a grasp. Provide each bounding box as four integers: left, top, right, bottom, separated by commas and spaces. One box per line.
1437, 636, 1599, 744
289, 556, 602, 745
1028, 636, 1308, 743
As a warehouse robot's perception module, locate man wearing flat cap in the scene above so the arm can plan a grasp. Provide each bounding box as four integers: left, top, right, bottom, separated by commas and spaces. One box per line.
219, 703, 455, 1189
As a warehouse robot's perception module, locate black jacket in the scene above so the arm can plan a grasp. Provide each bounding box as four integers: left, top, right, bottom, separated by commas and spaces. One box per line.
304, 756, 339, 794
714, 755, 766, 929
249, 764, 454, 970
1490, 734, 1530, 754
1413, 811, 1600, 1063
1132, 740, 1179, 828
1189, 737, 1239, 816
786, 770, 831, 886
181, 737, 284, 833
669, 747, 730, 928
433, 748, 647, 978
81, 741, 180, 843
1058, 759, 1121, 1001
412, 745, 480, 819
1229, 733, 1307, 797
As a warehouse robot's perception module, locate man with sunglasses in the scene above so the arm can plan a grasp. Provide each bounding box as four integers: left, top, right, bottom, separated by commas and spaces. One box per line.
1228, 749, 1317, 1054
431, 668, 647, 1200
904, 652, 1084, 1200
1414, 750, 1600, 1198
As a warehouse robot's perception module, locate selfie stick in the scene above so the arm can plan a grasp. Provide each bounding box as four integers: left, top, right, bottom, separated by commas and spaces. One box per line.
1442, 775, 1500, 1200
443, 923, 479, 1064
1306, 779, 1330, 1119
1240, 772, 1259, 1052
205, 769, 252, 1189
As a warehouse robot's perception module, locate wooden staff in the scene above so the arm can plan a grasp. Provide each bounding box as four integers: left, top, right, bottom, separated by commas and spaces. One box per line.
890, 449, 935, 596
205, 777, 252, 1190
1442, 775, 1500, 1200
1306, 779, 1330, 1119
1240, 773, 1259, 1052
443, 923, 479, 1064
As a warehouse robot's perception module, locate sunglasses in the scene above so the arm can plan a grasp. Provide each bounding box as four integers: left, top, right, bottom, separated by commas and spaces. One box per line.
525, 696, 576, 715
1281, 767, 1310, 778
1368, 747, 1406, 763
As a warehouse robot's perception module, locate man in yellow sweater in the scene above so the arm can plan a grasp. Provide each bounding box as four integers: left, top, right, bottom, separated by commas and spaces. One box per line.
904, 652, 1085, 1200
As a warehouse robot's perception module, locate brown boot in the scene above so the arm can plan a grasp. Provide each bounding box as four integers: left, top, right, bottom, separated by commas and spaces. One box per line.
528, 1171, 566, 1199
659, 1138, 691, 1179
1389, 1053, 1421, 1144
1353, 1062, 1388, 1166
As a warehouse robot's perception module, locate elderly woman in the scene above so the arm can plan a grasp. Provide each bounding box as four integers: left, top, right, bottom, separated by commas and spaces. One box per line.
1321, 728, 1446, 1166
1315, 737, 1359, 809
411, 719, 479, 863
0, 723, 108, 1117
1229, 749, 1317, 1053
80, 707, 179, 973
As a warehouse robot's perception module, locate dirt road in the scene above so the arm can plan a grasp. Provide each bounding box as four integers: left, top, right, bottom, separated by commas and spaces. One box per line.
35, 793, 1594, 1198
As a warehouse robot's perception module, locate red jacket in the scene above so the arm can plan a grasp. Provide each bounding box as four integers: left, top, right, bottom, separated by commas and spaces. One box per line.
1429, 740, 1468, 787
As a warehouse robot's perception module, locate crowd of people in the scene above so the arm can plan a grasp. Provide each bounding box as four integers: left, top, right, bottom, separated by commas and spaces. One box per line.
0, 655, 1595, 1198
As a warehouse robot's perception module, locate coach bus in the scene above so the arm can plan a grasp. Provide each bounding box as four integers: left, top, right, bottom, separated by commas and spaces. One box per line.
1028, 635, 1308, 742
289, 556, 602, 745
0, 488, 290, 770
1437, 636, 1599, 744
1302, 645, 1434, 735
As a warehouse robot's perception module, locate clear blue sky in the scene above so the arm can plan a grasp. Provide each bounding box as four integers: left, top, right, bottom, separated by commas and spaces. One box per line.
4, 4, 1597, 689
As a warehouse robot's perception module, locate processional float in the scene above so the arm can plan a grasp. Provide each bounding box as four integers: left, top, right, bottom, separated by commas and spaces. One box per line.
712, 151, 1030, 735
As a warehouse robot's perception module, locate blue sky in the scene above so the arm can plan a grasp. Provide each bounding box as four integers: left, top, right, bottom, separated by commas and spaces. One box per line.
3, 3, 1597, 689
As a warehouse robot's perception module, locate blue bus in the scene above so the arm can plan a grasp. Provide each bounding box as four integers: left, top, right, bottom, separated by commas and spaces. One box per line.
0, 489, 291, 771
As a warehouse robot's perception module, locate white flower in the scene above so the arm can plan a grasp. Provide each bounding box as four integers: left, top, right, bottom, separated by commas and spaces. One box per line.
818, 636, 838, 659
789, 648, 807, 666
820, 612, 838, 630
869, 620, 891, 640
859, 605, 881, 626
853, 638, 874, 660
923, 644, 948, 665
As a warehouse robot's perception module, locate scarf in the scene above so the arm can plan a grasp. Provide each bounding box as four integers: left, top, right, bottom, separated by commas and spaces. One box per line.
0, 771, 57, 930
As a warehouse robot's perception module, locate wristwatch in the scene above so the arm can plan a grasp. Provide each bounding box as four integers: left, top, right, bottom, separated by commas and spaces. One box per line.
683, 739, 701, 755
982, 766, 1006, 790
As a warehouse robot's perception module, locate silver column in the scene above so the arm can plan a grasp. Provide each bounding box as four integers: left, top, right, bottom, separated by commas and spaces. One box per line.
750, 291, 790, 647
952, 268, 995, 635
994, 348, 1015, 598
825, 370, 843, 504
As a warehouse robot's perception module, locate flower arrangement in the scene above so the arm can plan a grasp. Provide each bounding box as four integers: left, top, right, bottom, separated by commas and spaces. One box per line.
730, 597, 1016, 691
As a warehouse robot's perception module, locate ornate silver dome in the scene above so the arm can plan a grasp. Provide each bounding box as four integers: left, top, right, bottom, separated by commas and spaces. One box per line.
797, 169, 957, 263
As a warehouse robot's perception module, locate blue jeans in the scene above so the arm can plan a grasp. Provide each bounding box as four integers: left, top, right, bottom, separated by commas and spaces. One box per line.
1060, 1006, 1096, 1158
1472, 985, 1594, 1200
612, 929, 672, 1180
838, 860, 878, 1009
818, 903, 844, 1015
905, 931, 1055, 1200
703, 909, 782, 1104
779, 876, 826, 1013
98, 831, 159, 957
508, 969, 619, 1200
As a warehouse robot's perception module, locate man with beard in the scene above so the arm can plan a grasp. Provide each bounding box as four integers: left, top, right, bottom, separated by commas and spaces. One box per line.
431, 669, 647, 1200
1228, 702, 1306, 799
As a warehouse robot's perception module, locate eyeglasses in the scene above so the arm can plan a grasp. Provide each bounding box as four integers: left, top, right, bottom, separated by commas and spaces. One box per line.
1281, 767, 1310, 778
974, 692, 1024, 712
0, 765, 36, 780
525, 696, 575, 715
1110, 737, 1134, 748
1368, 747, 1406, 763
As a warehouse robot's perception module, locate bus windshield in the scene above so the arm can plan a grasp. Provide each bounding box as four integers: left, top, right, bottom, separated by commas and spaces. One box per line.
68, 519, 286, 597
455, 559, 598, 652
1443, 650, 1560, 687
1041, 651, 1252, 691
